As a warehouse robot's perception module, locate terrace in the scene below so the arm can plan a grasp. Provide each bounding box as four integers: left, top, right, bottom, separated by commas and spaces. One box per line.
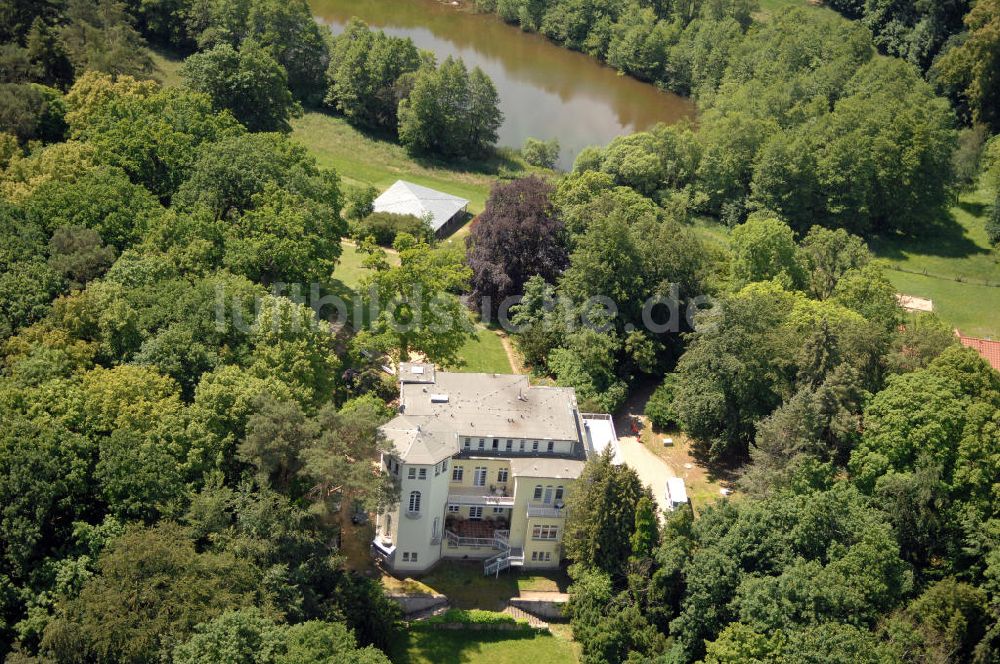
445, 516, 510, 549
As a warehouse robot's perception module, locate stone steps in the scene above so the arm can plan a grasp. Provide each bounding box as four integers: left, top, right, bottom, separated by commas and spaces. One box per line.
502, 604, 549, 630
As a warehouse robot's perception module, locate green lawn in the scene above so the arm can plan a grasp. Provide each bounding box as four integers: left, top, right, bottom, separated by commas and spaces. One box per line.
446, 326, 513, 374
332, 241, 392, 291
418, 562, 520, 611
871, 186, 1000, 338
149, 49, 529, 223
149, 47, 184, 87
516, 570, 571, 593
691, 185, 1000, 338
756, 0, 834, 20
396, 629, 579, 664
415, 561, 567, 610
292, 112, 529, 217
331, 242, 513, 371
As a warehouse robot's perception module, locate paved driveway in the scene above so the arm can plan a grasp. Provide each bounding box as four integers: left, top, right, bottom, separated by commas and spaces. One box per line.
617, 436, 677, 516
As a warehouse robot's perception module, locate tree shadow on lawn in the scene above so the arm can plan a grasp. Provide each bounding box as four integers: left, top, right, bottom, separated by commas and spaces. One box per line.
317, 278, 364, 328
392, 629, 550, 664
956, 198, 989, 218
870, 211, 989, 261
417, 561, 520, 610
326, 110, 527, 178
410, 149, 526, 179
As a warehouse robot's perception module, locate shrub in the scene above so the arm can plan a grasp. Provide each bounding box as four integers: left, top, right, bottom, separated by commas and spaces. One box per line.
645, 374, 680, 430
987, 194, 1000, 247
412, 609, 531, 631
345, 184, 378, 221
351, 212, 433, 246
522, 137, 560, 169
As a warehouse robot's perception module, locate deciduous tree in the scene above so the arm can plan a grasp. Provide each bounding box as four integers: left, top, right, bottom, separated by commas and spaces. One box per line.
182, 41, 297, 133
467, 176, 568, 318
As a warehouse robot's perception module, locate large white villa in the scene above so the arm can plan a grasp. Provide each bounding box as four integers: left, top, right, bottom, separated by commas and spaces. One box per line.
371, 363, 619, 576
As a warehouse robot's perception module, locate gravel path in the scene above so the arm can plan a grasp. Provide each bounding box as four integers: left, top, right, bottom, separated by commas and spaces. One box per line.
617, 435, 678, 516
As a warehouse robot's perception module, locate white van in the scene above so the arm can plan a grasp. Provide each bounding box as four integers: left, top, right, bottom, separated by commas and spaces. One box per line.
665, 477, 689, 511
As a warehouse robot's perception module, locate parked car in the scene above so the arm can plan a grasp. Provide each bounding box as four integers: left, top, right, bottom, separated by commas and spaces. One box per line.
351, 501, 369, 525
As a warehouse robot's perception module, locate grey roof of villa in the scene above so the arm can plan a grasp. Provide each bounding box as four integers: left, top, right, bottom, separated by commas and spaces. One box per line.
381, 367, 583, 465
509, 457, 586, 479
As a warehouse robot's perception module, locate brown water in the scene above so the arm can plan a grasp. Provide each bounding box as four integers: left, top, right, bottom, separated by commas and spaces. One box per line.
311, 0, 695, 170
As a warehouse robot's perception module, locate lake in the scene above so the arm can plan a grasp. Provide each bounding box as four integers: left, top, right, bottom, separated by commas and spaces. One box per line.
311, 0, 695, 170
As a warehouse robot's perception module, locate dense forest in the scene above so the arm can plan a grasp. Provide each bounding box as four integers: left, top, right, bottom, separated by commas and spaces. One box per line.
457, 1, 1000, 662
0, 0, 999, 662
0, 0, 484, 661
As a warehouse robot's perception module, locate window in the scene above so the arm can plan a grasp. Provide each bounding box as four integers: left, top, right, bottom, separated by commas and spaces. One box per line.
555, 486, 564, 501
478, 438, 485, 450
547, 441, 554, 452
532, 440, 539, 451
497, 468, 509, 483
411, 552, 418, 562
533, 485, 543, 501
434, 462, 441, 476
473, 467, 487, 487
493, 507, 506, 514
544, 552, 551, 561
448, 504, 460, 513
452, 465, 464, 482
543, 486, 553, 504
531, 551, 539, 561
403, 552, 410, 562
408, 491, 421, 513
492, 438, 499, 450
442, 459, 448, 471
418, 468, 427, 480
506, 439, 513, 451
407, 468, 416, 479
469, 506, 483, 520
519, 440, 525, 451
532, 525, 558, 540
463, 438, 471, 450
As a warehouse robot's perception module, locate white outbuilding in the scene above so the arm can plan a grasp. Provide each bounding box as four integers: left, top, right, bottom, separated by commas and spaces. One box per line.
371, 180, 470, 239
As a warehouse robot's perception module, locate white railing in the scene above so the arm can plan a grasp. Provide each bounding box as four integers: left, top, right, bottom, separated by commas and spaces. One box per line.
445, 529, 509, 548
484, 546, 524, 576
527, 505, 567, 518
447, 493, 515, 507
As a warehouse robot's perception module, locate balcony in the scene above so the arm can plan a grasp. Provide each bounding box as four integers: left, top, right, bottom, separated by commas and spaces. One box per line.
371, 537, 396, 564
527, 505, 567, 518
448, 485, 515, 507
